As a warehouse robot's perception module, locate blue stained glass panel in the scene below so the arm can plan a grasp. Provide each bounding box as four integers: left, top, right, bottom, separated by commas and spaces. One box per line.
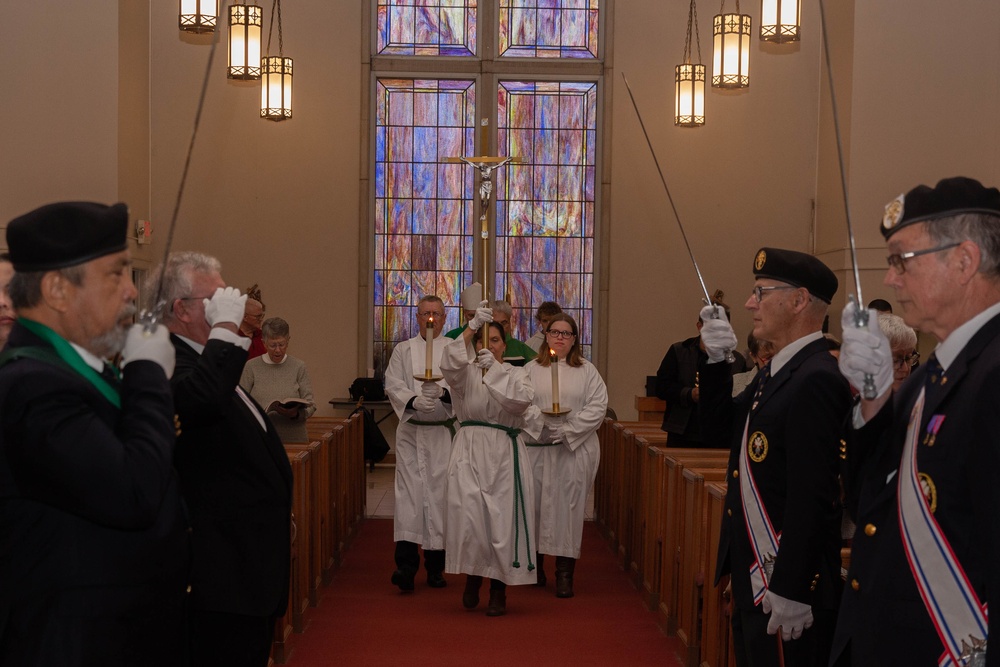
377, 1, 477, 57
373, 77, 476, 375
499, 0, 599, 59
497, 80, 597, 355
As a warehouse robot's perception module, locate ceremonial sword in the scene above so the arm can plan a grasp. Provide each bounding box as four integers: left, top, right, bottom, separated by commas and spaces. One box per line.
817, 0, 877, 400
142, 10, 223, 331
621, 73, 734, 362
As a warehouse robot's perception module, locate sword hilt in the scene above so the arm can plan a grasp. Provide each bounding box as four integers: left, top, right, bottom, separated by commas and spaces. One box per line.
848, 295, 878, 400
139, 300, 167, 335
705, 300, 736, 364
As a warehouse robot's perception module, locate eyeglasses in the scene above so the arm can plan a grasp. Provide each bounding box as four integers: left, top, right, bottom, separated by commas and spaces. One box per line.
892, 351, 920, 370
417, 311, 444, 319
886, 243, 960, 275
751, 285, 797, 303
546, 330, 575, 339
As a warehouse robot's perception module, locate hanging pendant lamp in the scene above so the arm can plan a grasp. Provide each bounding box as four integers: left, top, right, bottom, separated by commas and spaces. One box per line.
760, 0, 801, 43
179, 0, 217, 34
261, 0, 293, 120
675, 0, 706, 127
712, 0, 751, 89
228, 4, 263, 79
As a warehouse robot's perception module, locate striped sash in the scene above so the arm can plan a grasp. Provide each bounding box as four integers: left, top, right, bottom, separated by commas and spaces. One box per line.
898, 388, 988, 666
738, 414, 780, 605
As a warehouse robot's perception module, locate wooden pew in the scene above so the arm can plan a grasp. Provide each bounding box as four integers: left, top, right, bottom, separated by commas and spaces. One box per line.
701, 481, 734, 667
306, 421, 339, 582
272, 447, 311, 663
657, 449, 729, 636
611, 421, 666, 574
594, 418, 615, 539
284, 440, 324, 607
676, 466, 728, 667
637, 433, 669, 609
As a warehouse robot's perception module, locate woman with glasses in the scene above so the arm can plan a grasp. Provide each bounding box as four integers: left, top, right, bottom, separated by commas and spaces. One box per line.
240, 316, 316, 443
877, 312, 919, 392
522, 313, 608, 598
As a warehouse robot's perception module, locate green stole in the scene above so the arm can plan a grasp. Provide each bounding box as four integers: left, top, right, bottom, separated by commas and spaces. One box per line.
0, 317, 122, 408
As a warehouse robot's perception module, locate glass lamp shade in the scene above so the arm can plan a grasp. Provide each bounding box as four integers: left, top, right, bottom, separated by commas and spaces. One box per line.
712, 13, 751, 88
179, 0, 217, 34
760, 0, 801, 43
261, 56, 293, 121
675, 64, 706, 127
228, 5, 262, 79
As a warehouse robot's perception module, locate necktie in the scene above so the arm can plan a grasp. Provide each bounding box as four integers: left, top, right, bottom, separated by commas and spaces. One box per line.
922, 352, 945, 407
100, 362, 121, 389
751, 362, 771, 413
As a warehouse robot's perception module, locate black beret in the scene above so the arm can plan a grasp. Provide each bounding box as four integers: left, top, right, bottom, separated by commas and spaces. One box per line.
752, 247, 838, 304
6, 202, 129, 272
881, 176, 1000, 239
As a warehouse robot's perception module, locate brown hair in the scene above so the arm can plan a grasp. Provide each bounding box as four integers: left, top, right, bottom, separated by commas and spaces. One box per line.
534, 313, 584, 368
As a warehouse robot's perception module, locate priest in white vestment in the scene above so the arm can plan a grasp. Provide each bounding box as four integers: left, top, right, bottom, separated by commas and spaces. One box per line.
440, 307, 537, 617
384, 296, 456, 592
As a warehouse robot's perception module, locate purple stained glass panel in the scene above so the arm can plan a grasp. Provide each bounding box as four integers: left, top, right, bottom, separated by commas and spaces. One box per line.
498, 0, 599, 59
377, 1, 477, 57
373, 77, 476, 375
497, 79, 597, 355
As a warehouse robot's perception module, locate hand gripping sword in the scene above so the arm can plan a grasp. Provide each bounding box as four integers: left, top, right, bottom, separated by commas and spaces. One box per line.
817, 0, 877, 399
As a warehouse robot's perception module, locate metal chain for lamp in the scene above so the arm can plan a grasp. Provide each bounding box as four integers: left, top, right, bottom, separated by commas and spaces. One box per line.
683, 0, 702, 65
265, 0, 283, 58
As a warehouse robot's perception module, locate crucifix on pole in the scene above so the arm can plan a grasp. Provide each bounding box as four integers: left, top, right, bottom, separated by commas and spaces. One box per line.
446, 117, 521, 351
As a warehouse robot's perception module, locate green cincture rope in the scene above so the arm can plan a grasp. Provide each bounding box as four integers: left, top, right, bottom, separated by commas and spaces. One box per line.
461, 420, 535, 572
409, 416, 458, 438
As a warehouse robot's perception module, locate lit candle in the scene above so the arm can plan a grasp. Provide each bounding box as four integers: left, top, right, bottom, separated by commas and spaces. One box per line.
425, 316, 434, 378
550, 348, 560, 411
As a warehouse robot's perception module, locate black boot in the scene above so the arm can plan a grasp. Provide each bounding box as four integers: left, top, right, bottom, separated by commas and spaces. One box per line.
392, 541, 419, 592
535, 553, 547, 587
486, 580, 507, 617
555, 556, 576, 598
424, 549, 447, 588
462, 575, 483, 609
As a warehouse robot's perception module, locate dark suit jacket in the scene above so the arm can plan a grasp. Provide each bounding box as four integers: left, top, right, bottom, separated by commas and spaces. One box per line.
0, 323, 189, 666
700, 336, 851, 613
171, 334, 292, 617
831, 312, 1000, 666
656, 336, 705, 441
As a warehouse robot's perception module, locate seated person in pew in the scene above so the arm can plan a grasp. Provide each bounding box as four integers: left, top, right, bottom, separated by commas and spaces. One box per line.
383, 295, 455, 592
149, 252, 292, 667
698, 247, 852, 666
240, 316, 316, 443
522, 313, 608, 598
441, 309, 537, 618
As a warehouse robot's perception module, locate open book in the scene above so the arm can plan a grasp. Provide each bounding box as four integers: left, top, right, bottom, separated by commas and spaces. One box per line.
265, 397, 313, 412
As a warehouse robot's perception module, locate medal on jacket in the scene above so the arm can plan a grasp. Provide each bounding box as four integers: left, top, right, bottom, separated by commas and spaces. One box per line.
961, 637, 986, 667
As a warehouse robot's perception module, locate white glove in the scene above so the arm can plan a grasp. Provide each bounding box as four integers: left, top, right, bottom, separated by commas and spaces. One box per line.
421, 382, 444, 399
838, 301, 893, 398
413, 396, 437, 413
763, 590, 814, 641
699, 305, 738, 363
469, 301, 493, 331
121, 323, 176, 378
203, 287, 247, 327
475, 348, 495, 370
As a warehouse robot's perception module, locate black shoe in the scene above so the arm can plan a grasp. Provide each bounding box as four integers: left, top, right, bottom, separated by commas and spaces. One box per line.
535, 568, 547, 587
427, 572, 447, 588
391, 569, 415, 592
486, 588, 507, 617
463, 575, 483, 609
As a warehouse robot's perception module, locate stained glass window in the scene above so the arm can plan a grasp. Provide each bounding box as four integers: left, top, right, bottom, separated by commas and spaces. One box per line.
376, 1, 477, 56
496, 80, 597, 358
499, 0, 599, 59
373, 78, 476, 373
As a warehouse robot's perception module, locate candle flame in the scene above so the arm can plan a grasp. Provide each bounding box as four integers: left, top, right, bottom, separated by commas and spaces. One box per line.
549, 348, 557, 357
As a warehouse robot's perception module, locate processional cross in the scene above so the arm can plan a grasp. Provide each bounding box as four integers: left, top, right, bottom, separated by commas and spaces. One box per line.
446, 118, 521, 349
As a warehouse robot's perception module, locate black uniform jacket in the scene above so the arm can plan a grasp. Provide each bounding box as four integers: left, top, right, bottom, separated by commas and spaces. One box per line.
0, 323, 189, 666
700, 336, 851, 612
171, 334, 293, 617
832, 312, 1000, 666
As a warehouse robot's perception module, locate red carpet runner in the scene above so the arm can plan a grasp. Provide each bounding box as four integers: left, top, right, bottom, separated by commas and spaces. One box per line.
284, 519, 686, 666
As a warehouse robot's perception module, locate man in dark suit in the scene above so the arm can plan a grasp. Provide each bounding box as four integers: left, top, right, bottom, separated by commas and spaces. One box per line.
833, 177, 1000, 666
0, 202, 188, 666
699, 248, 852, 666
147, 251, 293, 667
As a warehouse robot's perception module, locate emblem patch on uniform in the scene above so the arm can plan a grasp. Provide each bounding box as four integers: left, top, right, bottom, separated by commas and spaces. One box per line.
883, 194, 905, 230
918, 472, 937, 513
748, 431, 768, 463
754, 249, 767, 271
